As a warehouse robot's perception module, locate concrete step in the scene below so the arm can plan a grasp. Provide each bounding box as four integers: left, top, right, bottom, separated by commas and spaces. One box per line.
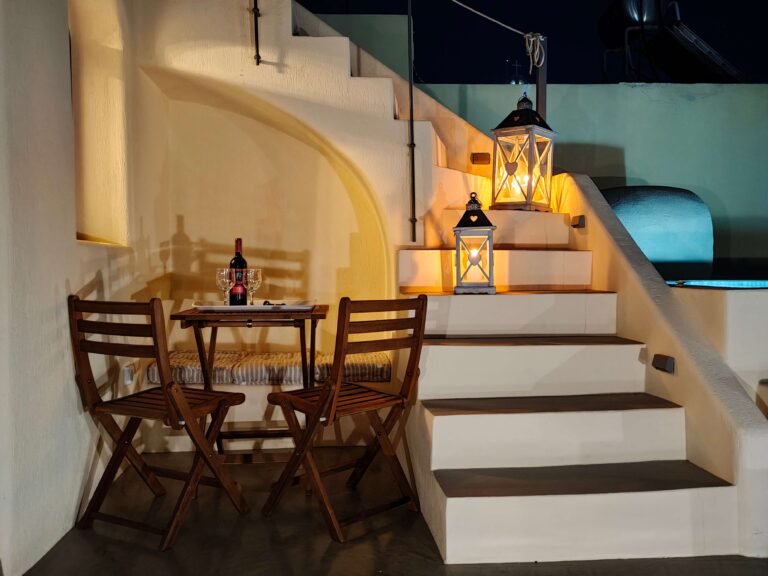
420, 393, 685, 469
432, 460, 736, 563
423, 292, 617, 337
399, 249, 592, 292
418, 335, 644, 400
436, 208, 571, 248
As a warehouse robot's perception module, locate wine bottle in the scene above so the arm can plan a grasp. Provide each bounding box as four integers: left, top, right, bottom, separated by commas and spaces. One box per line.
229, 238, 248, 306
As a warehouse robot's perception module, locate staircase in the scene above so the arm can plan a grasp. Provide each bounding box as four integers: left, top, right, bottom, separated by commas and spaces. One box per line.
402, 209, 737, 564
127, 0, 746, 563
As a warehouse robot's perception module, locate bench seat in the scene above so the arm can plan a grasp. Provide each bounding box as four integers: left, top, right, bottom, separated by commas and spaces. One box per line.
146, 350, 392, 386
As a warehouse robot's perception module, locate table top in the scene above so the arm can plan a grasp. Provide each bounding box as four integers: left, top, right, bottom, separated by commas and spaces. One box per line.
171, 304, 328, 325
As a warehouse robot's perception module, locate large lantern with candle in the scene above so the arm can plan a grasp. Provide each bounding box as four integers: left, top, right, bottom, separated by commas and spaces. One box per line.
491, 93, 555, 211
454, 192, 496, 294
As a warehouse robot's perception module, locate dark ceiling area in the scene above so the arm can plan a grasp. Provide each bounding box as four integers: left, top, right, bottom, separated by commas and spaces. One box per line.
296, 0, 768, 84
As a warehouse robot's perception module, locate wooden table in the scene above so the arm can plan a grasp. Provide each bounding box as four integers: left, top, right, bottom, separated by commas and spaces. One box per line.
171, 305, 329, 461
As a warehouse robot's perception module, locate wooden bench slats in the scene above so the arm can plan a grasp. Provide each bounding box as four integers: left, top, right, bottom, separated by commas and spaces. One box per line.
80, 340, 157, 358
77, 319, 153, 338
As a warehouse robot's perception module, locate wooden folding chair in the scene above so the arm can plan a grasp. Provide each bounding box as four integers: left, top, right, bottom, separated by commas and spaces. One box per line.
67, 296, 249, 550
261, 295, 428, 542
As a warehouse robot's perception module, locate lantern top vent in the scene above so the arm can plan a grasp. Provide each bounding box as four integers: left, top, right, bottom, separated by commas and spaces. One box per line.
454, 192, 495, 229
493, 92, 552, 132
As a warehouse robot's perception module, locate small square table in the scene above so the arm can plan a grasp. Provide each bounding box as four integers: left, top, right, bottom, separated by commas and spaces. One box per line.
171, 304, 329, 460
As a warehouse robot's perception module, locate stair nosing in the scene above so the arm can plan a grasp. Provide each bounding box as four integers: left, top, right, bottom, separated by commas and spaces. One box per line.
423, 335, 642, 346
422, 393, 680, 417
435, 460, 732, 499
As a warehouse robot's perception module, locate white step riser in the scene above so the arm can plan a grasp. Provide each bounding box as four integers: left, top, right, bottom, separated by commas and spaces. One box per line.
425, 294, 617, 336
418, 344, 644, 399
399, 250, 592, 291
444, 487, 738, 564
438, 209, 571, 248
429, 408, 685, 469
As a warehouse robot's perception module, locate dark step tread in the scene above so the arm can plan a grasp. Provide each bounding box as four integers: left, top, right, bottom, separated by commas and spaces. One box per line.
424, 335, 642, 346
422, 393, 679, 416
435, 460, 731, 498
404, 289, 616, 296
399, 246, 590, 253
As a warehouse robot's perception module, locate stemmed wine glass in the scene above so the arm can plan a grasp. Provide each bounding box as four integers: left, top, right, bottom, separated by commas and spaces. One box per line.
215, 268, 234, 306
245, 268, 263, 306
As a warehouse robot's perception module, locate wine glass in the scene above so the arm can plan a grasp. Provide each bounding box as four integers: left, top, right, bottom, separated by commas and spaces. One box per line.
245, 268, 263, 305
215, 268, 234, 306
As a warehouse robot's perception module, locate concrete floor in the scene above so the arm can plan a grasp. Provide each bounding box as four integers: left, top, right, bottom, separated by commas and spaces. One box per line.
27, 450, 768, 576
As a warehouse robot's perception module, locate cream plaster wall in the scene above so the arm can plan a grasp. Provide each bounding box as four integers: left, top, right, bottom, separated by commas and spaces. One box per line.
293, 3, 493, 178
0, 2, 121, 574
69, 0, 130, 244
555, 173, 768, 556
674, 288, 768, 414
165, 97, 388, 351
126, 0, 438, 248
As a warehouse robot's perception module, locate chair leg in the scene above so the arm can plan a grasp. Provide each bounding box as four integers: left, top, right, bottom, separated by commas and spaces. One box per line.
79, 417, 143, 529
262, 403, 318, 516
301, 443, 345, 542
262, 404, 345, 542
367, 410, 419, 512
346, 405, 401, 489
160, 407, 237, 550
98, 414, 166, 497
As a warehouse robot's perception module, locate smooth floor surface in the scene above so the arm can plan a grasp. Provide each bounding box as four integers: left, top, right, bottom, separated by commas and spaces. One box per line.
27, 449, 768, 576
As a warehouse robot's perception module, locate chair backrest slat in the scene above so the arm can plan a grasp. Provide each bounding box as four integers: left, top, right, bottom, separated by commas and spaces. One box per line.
73, 300, 152, 316
67, 295, 184, 428
347, 299, 423, 313
345, 337, 417, 355
347, 317, 418, 334
79, 340, 157, 358
323, 295, 427, 423
77, 319, 154, 338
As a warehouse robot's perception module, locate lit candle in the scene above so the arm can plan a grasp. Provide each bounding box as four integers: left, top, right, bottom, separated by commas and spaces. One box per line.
468, 248, 482, 266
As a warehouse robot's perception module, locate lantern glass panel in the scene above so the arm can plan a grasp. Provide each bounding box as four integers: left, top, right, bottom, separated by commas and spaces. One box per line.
458, 233, 492, 285
494, 134, 529, 204
493, 128, 554, 210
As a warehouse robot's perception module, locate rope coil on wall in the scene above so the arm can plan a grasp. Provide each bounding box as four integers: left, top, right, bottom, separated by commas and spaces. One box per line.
448, 0, 546, 73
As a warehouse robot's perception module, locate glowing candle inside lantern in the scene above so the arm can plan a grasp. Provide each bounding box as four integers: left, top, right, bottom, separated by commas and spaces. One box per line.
468, 248, 482, 266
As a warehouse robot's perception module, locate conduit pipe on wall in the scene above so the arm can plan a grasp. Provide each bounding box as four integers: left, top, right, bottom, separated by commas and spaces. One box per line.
407, 0, 417, 242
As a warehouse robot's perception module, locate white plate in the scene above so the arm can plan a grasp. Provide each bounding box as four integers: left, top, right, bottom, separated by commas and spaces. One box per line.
194, 300, 314, 312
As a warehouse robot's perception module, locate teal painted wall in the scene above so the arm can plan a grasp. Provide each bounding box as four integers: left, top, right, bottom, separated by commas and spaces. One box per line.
422, 83, 768, 261
320, 14, 768, 262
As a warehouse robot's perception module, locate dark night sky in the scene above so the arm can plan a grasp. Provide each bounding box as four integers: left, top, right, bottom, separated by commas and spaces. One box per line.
298, 0, 768, 84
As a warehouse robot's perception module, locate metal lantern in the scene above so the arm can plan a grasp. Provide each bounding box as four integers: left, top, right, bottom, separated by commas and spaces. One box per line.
453, 192, 496, 295
491, 93, 555, 211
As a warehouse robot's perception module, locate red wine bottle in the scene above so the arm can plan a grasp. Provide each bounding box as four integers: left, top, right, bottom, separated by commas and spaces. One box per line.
229, 238, 248, 306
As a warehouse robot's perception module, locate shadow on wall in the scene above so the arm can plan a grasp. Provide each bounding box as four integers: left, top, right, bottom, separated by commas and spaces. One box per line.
555, 143, 629, 190
129, 67, 392, 352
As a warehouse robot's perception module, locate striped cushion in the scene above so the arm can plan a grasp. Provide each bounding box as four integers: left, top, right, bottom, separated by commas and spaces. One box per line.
232, 352, 310, 386
147, 350, 392, 386
146, 351, 245, 385
315, 352, 392, 383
